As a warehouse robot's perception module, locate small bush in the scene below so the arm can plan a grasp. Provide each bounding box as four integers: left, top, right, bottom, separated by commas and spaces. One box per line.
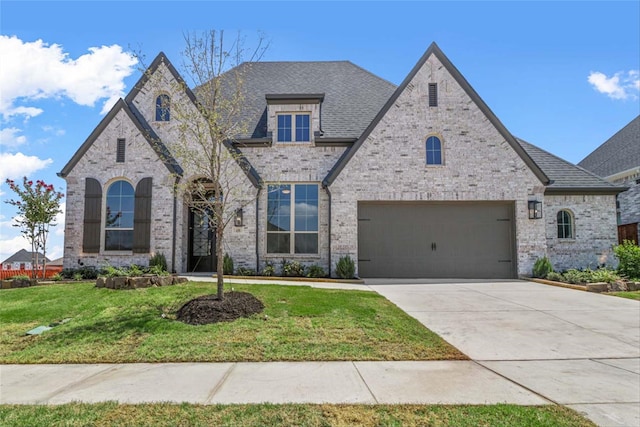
336, 255, 356, 279
545, 271, 564, 282
147, 265, 170, 276
72, 272, 83, 281
223, 254, 234, 275
282, 260, 305, 277
614, 240, 640, 280
102, 265, 127, 278
562, 269, 591, 284
306, 264, 326, 278
590, 267, 621, 283
532, 256, 553, 278
51, 273, 63, 281
261, 261, 275, 277
149, 252, 168, 272
235, 267, 256, 276
127, 264, 144, 277
10, 274, 30, 280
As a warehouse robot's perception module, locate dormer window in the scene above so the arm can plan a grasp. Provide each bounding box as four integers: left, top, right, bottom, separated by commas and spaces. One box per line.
277, 113, 310, 142
155, 94, 170, 121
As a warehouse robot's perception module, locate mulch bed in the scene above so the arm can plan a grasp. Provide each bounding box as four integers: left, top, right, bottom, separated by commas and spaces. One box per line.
176, 291, 265, 325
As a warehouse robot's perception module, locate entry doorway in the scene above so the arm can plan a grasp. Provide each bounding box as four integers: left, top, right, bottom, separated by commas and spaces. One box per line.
187, 207, 216, 273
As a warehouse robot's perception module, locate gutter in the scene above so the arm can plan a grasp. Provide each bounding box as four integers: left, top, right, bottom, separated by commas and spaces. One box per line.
171, 175, 181, 273
323, 184, 332, 277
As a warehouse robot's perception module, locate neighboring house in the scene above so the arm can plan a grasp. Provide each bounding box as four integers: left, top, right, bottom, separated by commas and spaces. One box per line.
58, 43, 626, 278
578, 115, 639, 244
1, 249, 50, 270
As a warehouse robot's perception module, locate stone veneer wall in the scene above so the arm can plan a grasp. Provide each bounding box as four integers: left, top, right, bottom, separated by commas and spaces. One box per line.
329, 54, 547, 277
544, 194, 619, 271
242, 144, 347, 273
62, 109, 176, 271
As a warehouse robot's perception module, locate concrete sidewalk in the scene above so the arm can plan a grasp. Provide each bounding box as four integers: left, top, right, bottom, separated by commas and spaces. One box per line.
0, 361, 550, 405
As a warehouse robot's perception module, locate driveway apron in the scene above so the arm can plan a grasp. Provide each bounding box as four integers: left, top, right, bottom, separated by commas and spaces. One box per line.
369, 279, 640, 427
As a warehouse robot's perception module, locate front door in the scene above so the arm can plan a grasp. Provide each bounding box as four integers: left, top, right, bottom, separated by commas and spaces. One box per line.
188, 208, 216, 272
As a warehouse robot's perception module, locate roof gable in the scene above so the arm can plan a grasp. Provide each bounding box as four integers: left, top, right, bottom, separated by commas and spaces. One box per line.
578, 115, 640, 178
323, 42, 550, 187
57, 98, 182, 177
2, 249, 49, 264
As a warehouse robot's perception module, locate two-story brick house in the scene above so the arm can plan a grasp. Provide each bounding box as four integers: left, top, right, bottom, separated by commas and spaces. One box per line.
58, 43, 625, 278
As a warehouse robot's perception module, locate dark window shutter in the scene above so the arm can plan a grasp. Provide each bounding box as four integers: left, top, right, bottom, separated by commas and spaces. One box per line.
116, 139, 125, 163
133, 177, 152, 253
83, 178, 102, 253
428, 83, 438, 107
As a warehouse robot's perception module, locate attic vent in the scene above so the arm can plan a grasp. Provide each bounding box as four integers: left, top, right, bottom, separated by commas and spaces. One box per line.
116, 138, 125, 163
428, 83, 438, 107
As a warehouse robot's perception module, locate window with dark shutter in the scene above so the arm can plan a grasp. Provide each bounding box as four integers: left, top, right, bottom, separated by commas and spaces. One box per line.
428, 83, 438, 107
116, 139, 125, 163
133, 177, 153, 253
83, 178, 102, 253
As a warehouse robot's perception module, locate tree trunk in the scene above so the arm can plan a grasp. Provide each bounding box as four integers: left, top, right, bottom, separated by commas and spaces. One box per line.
215, 206, 225, 300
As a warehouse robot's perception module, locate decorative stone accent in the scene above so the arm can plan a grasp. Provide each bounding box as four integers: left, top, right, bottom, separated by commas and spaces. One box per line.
586, 282, 609, 293
96, 275, 188, 289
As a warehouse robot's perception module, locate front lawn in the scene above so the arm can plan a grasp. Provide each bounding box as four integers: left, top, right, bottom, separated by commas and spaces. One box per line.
0, 403, 595, 427
0, 281, 464, 363
607, 290, 640, 300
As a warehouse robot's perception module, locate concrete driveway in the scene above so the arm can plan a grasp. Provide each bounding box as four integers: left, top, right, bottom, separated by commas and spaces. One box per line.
369, 280, 640, 427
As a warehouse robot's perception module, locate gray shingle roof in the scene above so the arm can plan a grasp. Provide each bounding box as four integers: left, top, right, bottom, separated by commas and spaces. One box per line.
578, 115, 640, 178
225, 61, 397, 139
2, 249, 50, 265
517, 138, 626, 193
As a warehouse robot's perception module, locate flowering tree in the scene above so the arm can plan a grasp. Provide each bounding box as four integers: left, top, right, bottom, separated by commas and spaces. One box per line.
5, 177, 64, 279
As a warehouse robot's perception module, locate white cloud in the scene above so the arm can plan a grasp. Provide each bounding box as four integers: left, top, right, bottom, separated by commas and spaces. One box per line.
0, 127, 27, 148
0, 152, 53, 183
588, 70, 640, 100
0, 35, 138, 119
0, 234, 31, 264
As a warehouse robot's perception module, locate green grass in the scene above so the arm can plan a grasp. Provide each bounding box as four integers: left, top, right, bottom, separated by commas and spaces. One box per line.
0, 281, 464, 363
607, 290, 640, 300
0, 403, 595, 427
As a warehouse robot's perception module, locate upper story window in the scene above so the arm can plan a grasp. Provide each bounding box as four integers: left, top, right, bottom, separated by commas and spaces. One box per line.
557, 210, 574, 239
277, 113, 310, 142
105, 180, 134, 251
116, 138, 125, 163
426, 136, 442, 165
155, 94, 170, 121
428, 83, 438, 107
267, 184, 318, 254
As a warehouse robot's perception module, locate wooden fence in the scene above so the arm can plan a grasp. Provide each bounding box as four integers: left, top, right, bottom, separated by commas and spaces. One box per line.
0, 266, 63, 280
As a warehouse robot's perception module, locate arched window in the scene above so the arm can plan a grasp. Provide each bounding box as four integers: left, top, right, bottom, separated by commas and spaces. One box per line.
557, 210, 574, 239
105, 180, 134, 250
155, 94, 170, 121
426, 136, 442, 165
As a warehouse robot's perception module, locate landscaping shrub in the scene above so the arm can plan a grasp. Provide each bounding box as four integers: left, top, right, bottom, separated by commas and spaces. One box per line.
545, 271, 564, 282
306, 264, 326, 278
223, 254, 234, 275
336, 255, 356, 279
590, 267, 621, 283
532, 256, 553, 278
282, 260, 305, 277
10, 274, 30, 280
127, 264, 144, 277
73, 272, 83, 281
562, 269, 591, 284
149, 252, 168, 272
51, 273, 63, 281
102, 265, 127, 278
614, 240, 640, 280
147, 265, 170, 276
235, 267, 256, 276
261, 261, 275, 277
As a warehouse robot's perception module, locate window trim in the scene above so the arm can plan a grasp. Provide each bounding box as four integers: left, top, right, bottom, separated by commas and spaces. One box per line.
266, 183, 319, 255
155, 93, 171, 122
425, 135, 443, 166
103, 178, 135, 252
557, 209, 575, 239
276, 112, 311, 143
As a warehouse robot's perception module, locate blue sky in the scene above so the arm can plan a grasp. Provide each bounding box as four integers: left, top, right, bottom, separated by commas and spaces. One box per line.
1, 0, 639, 262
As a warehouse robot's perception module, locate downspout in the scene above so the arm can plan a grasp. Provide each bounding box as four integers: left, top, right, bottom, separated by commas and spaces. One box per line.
171, 176, 181, 274
323, 184, 332, 277
255, 187, 261, 272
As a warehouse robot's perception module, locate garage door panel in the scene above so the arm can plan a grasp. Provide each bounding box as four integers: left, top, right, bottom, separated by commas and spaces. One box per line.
358, 202, 515, 279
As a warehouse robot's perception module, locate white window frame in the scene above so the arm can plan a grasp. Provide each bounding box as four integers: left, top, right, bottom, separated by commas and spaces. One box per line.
276, 112, 311, 143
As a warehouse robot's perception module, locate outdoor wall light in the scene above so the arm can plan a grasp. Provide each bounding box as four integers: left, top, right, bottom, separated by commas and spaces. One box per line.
528, 200, 542, 219
234, 208, 243, 227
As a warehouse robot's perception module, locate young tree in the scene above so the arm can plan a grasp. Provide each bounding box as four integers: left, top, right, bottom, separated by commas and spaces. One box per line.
140, 30, 268, 299
5, 178, 64, 279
